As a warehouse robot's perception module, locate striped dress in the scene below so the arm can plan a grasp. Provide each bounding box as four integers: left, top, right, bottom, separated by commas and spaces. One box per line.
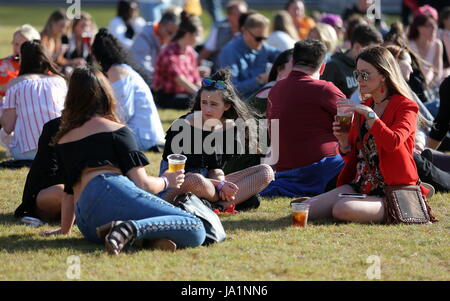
3, 76, 67, 153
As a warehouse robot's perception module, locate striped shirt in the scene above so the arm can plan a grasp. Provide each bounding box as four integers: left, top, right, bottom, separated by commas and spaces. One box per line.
3, 76, 67, 153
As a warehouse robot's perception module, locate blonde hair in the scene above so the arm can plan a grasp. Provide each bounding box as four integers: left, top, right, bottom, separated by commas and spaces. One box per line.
272, 10, 299, 40
14, 24, 41, 41
357, 45, 414, 101
310, 23, 338, 52
244, 13, 270, 30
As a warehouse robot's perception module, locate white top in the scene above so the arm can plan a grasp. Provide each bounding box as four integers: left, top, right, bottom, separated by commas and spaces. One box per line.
110, 64, 165, 150
3, 76, 67, 152
266, 31, 296, 52
108, 16, 146, 49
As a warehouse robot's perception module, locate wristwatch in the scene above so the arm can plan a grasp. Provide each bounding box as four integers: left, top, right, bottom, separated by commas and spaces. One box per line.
366, 111, 377, 120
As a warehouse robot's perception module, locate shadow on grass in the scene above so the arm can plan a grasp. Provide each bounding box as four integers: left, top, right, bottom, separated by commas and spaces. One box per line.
221, 215, 339, 231
0, 234, 102, 254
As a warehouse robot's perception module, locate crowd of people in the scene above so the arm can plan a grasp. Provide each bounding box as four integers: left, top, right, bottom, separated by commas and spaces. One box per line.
0, 0, 449, 254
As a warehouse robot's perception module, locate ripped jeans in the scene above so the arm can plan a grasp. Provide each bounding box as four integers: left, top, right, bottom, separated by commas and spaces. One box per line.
75, 173, 206, 248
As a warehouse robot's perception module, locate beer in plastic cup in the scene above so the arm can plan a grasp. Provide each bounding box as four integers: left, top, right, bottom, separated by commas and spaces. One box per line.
291, 203, 310, 227
336, 99, 353, 133
167, 154, 187, 172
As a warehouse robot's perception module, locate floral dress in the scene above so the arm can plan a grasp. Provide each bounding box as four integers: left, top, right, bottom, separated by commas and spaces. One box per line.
351, 124, 386, 196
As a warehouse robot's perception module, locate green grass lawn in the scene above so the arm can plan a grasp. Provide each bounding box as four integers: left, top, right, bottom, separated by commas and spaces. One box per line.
0, 4, 447, 281
0, 107, 449, 281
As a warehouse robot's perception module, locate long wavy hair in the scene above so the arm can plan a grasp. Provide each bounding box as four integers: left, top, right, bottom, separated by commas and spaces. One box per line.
356, 45, 414, 101
92, 28, 151, 85
53, 66, 121, 144
190, 69, 260, 152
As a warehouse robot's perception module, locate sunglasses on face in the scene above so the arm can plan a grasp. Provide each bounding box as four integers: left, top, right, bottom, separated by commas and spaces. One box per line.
202, 78, 227, 89
353, 70, 371, 81
247, 29, 267, 42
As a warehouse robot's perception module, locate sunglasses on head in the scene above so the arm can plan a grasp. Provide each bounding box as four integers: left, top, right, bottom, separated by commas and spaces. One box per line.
247, 29, 267, 42
202, 78, 227, 89
353, 70, 371, 81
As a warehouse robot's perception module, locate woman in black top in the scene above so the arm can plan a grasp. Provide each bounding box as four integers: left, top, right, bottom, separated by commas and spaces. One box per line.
160, 69, 274, 212
428, 75, 450, 149
14, 117, 64, 221
45, 66, 205, 255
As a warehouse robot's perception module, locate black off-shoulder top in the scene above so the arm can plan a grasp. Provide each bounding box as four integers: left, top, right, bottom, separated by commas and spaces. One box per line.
55, 126, 149, 194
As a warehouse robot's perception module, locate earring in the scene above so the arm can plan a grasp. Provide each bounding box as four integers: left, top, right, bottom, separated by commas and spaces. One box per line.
380, 85, 384, 94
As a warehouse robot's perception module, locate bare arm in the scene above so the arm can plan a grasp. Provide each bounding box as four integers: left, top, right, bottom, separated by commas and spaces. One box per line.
61, 193, 75, 234
208, 169, 225, 181
126, 166, 185, 194
175, 75, 200, 95
0, 108, 16, 134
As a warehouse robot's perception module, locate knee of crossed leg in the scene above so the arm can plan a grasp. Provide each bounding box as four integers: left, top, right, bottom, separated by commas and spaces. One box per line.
259, 164, 275, 185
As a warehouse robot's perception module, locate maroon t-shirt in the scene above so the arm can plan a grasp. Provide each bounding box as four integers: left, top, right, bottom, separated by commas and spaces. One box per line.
267, 70, 345, 172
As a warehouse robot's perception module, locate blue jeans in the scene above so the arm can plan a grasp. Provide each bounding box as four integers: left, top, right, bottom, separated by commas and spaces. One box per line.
75, 173, 206, 248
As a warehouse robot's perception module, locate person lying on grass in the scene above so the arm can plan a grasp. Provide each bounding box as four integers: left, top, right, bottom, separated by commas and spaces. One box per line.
43, 66, 206, 255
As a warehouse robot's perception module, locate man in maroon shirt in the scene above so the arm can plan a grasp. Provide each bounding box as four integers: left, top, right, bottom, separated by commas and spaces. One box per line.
261, 39, 346, 197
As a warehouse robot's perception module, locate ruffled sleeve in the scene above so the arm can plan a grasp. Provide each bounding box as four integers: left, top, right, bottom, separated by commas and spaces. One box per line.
112, 127, 150, 174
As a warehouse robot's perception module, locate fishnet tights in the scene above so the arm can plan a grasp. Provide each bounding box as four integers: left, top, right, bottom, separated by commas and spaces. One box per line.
163, 164, 274, 205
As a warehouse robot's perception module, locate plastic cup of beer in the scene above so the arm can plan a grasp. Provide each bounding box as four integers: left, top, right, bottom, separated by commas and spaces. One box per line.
336, 99, 353, 133
167, 154, 187, 173
291, 203, 310, 228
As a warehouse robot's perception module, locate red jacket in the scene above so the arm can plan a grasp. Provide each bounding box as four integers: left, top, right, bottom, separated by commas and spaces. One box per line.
337, 94, 428, 195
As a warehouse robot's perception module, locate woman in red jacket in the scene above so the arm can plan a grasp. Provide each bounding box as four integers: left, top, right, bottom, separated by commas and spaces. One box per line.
303, 45, 429, 223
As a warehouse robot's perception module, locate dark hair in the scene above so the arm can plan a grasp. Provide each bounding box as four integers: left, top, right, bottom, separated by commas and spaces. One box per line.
190, 69, 259, 152
172, 11, 202, 41
351, 23, 383, 47
384, 21, 406, 45
344, 15, 367, 42
293, 39, 326, 69
160, 10, 181, 26
238, 10, 257, 30
19, 40, 64, 77
284, 0, 303, 11
439, 7, 450, 29
407, 13, 434, 40
92, 28, 151, 85
117, 0, 138, 23
191, 69, 254, 120
53, 66, 121, 144
268, 48, 294, 82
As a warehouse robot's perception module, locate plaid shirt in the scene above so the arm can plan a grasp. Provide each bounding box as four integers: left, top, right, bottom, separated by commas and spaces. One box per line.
152, 41, 200, 94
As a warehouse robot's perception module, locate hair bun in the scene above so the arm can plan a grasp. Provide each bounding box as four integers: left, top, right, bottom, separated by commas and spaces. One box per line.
211, 68, 232, 83
98, 28, 109, 36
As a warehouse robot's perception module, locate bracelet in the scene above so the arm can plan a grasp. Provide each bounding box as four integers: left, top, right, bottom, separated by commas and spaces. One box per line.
161, 176, 169, 190
217, 180, 227, 192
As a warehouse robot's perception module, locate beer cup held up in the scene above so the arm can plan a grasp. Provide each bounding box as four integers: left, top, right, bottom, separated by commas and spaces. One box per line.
167, 154, 187, 173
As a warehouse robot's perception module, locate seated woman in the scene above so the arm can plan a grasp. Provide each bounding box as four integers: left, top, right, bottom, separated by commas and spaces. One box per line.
108, 0, 145, 49
45, 66, 205, 255
14, 117, 64, 222
302, 46, 435, 224
63, 12, 97, 69
0, 24, 41, 98
0, 41, 67, 160
408, 12, 443, 88
40, 9, 69, 67
92, 28, 165, 152
159, 69, 274, 212
386, 44, 450, 193
152, 12, 202, 110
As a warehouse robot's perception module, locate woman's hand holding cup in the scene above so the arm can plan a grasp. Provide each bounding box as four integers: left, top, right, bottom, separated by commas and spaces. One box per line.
163, 170, 185, 189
